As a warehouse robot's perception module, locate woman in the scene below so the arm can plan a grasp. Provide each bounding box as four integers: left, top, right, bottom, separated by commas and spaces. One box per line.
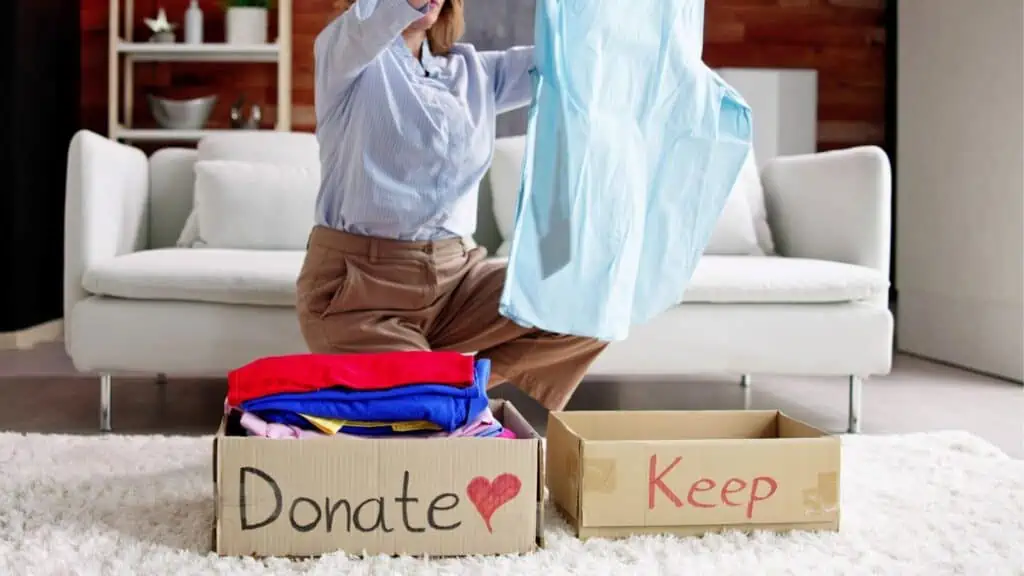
297, 0, 607, 411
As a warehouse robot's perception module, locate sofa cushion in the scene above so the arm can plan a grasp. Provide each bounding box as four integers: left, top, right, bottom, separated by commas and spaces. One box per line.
487, 136, 767, 256
704, 177, 761, 255
734, 150, 776, 255
489, 135, 527, 245
83, 249, 303, 307
177, 132, 322, 248
197, 131, 321, 166
682, 256, 887, 303
191, 160, 320, 250
83, 250, 887, 308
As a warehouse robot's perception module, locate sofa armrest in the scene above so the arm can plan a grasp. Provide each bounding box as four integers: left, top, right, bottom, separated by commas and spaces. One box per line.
64, 131, 149, 340
762, 146, 892, 277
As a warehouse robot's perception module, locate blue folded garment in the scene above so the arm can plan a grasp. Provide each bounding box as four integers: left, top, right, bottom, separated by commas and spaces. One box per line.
241, 358, 491, 432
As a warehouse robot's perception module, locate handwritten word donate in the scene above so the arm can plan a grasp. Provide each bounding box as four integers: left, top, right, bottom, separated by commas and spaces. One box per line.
648, 456, 778, 519
238, 467, 522, 534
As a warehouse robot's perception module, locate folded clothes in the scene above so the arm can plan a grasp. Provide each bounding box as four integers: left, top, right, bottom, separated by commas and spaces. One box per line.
300, 414, 441, 436
239, 410, 334, 439
233, 405, 516, 439
430, 406, 510, 438
241, 359, 491, 433
227, 351, 476, 406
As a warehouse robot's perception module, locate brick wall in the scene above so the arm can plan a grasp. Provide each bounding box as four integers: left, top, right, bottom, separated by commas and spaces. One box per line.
81, 0, 887, 150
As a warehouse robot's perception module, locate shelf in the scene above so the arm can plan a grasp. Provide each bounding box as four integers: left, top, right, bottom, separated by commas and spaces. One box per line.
109, 0, 293, 139
117, 40, 281, 63
114, 126, 273, 142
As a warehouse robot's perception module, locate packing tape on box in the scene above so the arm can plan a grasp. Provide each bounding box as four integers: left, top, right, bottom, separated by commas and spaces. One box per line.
802, 471, 840, 515
581, 458, 617, 494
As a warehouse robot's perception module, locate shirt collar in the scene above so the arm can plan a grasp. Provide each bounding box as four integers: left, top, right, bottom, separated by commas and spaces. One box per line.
420, 39, 444, 75
392, 37, 443, 76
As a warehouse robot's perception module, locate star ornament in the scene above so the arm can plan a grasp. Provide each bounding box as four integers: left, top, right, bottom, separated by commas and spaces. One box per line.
144, 8, 177, 33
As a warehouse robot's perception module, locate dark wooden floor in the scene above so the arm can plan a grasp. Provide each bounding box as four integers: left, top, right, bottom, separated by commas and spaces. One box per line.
0, 374, 750, 437
0, 354, 1021, 459
0, 376, 229, 435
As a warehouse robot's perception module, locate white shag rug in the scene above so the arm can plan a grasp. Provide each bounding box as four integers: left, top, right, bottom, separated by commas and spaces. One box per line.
0, 431, 1021, 576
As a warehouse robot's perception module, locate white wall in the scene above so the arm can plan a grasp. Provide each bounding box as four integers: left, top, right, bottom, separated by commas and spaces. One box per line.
897, 0, 1024, 381
717, 68, 818, 168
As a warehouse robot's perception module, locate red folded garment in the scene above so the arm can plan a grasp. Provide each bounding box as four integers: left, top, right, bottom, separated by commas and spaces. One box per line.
226, 351, 476, 406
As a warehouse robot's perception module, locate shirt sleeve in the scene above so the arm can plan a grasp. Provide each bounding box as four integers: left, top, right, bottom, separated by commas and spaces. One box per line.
315, 0, 429, 103
480, 46, 537, 114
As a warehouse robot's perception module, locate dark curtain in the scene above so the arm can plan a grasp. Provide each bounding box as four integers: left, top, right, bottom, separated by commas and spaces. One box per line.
0, 0, 80, 331
885, 0, 898, 301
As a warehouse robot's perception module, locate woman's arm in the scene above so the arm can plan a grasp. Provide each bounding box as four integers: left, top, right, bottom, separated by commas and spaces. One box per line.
315, 0, 430, 103
480, 46, 536, 114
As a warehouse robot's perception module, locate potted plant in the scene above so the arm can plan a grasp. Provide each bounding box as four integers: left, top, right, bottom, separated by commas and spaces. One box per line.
221, 0, 273, 45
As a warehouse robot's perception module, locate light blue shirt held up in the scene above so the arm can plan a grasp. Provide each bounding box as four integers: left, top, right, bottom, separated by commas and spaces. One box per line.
314, 0, 536, 241
499, 0, 754, 341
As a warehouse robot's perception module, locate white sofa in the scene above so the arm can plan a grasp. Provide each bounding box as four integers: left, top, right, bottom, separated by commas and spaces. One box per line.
64, 129, 893, 434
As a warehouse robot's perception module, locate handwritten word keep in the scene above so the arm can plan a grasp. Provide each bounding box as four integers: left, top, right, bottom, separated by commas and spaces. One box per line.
647, 455, 778, 519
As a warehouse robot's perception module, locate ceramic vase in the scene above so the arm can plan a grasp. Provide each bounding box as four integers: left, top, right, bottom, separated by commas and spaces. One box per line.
225, 7, 267, 45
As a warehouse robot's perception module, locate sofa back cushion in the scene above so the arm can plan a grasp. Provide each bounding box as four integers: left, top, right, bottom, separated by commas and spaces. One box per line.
149, 147, 201, 249
147, 131, 774, 255
192, 160, 321, 250
149, 131, 508, 252
171, 132, 321, 249
197, 131, 321, 166
487, 136, 528, 255
737, 149, 776, 255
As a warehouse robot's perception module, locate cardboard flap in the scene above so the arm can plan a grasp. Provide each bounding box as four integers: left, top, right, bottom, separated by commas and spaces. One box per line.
536, 439, 546, 547
498, 400, 542, 440
778, 414, 830, 438
212, 436, 221, 553
490, 399, 545, 546
555, 410, 781, 441
545, 412, 583, 525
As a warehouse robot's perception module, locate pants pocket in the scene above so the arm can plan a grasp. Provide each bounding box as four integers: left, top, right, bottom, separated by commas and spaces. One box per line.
296, 246, 350, 319
327, 256, 434, 315
320, 257, 354, 319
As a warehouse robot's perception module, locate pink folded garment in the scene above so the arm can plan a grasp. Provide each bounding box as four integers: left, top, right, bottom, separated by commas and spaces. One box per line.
432, 407, 518, 439
239, 411, 327, 439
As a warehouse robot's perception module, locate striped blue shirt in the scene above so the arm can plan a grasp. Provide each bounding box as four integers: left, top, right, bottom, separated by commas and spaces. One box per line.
313, 0, 536, 241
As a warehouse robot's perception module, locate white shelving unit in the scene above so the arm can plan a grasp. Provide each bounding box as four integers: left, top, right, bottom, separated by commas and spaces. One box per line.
108, 0, 293, 143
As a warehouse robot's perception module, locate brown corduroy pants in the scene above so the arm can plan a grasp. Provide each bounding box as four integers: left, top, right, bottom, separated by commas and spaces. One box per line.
296, 226, 608, 411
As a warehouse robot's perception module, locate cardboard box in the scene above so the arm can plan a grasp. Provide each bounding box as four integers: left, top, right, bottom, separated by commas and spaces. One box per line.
213, 400, 544, 557
546, 410, 841, 539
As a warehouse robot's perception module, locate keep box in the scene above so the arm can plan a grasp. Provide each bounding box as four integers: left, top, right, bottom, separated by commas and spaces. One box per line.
545, 409, 841, 539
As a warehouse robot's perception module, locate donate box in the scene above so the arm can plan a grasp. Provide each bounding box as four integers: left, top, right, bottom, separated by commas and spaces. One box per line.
546, 410, 840, 539
213, 400, 544, 557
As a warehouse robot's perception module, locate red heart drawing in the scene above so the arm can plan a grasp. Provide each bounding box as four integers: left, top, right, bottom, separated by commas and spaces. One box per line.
466, 473, 522, 532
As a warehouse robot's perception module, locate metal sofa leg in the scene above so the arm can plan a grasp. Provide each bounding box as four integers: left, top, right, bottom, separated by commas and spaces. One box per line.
848, 375, 863, 434
740, 374, 752, 388
100, 373, 112, 433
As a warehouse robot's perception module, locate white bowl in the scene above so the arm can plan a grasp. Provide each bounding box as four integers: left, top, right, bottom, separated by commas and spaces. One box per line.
147, 94, 217, 130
